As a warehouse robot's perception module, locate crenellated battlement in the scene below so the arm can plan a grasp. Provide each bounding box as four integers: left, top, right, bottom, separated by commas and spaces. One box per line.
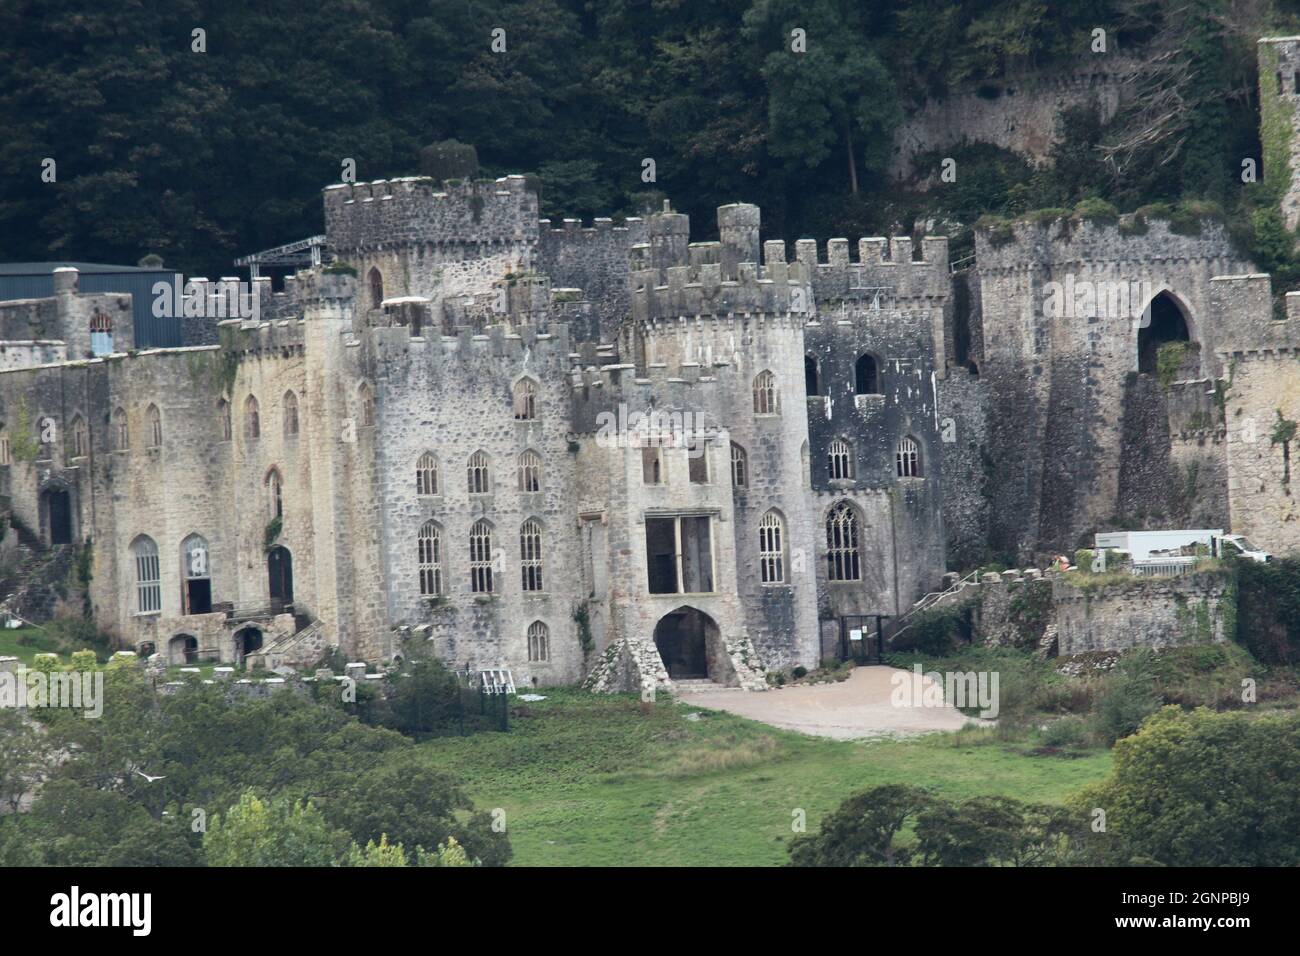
539, 216, 647, 241
216, 315, 307, 357
369, 318, 573, 372
567, 358, 734, 436
974, 215, 1244, 272
323, 175, 538, 253
770, 235, 950, 304
630, 260, 813, 323
1209, 273, 1300, 355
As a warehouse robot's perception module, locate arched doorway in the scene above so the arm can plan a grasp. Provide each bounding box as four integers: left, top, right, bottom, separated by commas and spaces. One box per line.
41, 488, 72, 545
653, 606, 719, 680
267, 546, 293, 606
235, 627, 263, 662
169, 634, 198, 666
1137, 291, 1191, 374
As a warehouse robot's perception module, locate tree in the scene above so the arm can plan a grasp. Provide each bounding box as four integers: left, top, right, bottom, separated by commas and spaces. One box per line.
916, 794, 1083, 866
344, 833, 409, 867
0, 709, 49, 815
743, 0, 900, 195
788, 784, 933, 866
1074, 707, 1300, 866
317, 755, 511, 867
203, 790, 347, 867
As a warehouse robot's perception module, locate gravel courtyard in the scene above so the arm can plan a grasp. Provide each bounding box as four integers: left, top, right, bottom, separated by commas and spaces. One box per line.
674, 665, 989, 740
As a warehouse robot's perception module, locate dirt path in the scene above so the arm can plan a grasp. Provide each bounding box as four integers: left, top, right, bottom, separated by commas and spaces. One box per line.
674, 666, 989, 740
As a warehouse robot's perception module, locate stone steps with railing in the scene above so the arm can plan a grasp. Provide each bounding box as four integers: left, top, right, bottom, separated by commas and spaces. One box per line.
246, 619, 329, 672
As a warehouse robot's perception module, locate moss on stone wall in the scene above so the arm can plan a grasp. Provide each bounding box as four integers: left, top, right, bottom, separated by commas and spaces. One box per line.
1259, 41, 1293, 204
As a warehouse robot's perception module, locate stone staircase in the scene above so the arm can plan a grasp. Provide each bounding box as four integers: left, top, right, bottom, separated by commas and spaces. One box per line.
246, 619, 329, 672
672, 677, 743, 694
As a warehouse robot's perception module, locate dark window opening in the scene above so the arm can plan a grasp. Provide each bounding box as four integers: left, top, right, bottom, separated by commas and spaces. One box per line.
855, 354, 881, 395
646, 517, 678, 594
1137, 292, 1191, 375
185, 579, 212, 615
804, 355, 820, 396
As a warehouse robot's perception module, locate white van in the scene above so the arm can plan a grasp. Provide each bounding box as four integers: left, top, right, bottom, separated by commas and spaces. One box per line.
1094, 530, 1270, 564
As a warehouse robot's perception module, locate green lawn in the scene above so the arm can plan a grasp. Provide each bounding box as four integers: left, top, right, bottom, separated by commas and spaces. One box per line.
0, 626, 61, 666
415, 688, 1112, 866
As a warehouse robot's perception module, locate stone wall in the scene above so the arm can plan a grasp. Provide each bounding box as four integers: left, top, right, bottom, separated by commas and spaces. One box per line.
888, 57, 1140, 182
1050, 571, 1230, 656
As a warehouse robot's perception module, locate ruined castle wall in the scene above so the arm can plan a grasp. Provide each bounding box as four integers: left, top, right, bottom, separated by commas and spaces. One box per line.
1051, 572, 1230, 656
888, 58, 1139, 181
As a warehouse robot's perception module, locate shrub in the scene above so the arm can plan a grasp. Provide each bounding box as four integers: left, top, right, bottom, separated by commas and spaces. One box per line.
1041, 715, 1087, 748
1089, 652, 1159, 745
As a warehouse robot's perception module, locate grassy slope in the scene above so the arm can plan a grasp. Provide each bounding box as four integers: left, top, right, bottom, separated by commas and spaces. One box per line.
415, 688, 1112, 866
0, 626, 59, 666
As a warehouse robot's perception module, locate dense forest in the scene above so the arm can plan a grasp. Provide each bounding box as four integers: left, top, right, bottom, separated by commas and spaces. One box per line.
3, 0, 1300, 280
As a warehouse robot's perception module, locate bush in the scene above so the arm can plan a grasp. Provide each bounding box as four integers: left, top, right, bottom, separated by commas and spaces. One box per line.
1074, 707, 1300, 866
1089, 652, 1159, 745
792, 666, 808, 679
1041, 715, 1087, 748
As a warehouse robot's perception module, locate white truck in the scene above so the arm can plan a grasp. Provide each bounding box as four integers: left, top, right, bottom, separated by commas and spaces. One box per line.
1094, 529, 1271, 566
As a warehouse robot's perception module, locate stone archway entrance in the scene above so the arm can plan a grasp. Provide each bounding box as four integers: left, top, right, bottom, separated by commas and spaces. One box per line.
235, 626, 263, 662
653, 606, 719, 680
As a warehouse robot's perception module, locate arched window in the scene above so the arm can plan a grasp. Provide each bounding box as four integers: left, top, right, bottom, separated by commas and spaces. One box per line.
469, 519, 494, 593
131, 535, 161, 614
266, 467, 283, 519
146, 404, 162, 448
1137, 291, 1192, 375
244, 395, 260, 440
730, 442, 747, 488
895, 436, 922, 478
368, 267, 384, 309
0, 431, 9, 466
416, 452, 439, 496
513, 378, 538, 420
358, 383, 375, 427
855, 354, 881, 395
283, 391, 299, 438
753, 370, 779, 414
804, 355, 820, 396
218, 398, 232, 441
527, 621, 550, 662
828, 438, 855, 480
759, 510, 786, 585
467, 450, 491, 494
90, 310, 113, 356
418, 520, 443, 596
518, 449, 542, 492
112, 407, 129, 451
69, 414, 88, 458
181, 533, 212, 615
826, 501, 862, 582
520, 518, 543, 591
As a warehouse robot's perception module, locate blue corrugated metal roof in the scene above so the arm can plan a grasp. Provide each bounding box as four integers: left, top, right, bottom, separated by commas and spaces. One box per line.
0, 262, 182, 348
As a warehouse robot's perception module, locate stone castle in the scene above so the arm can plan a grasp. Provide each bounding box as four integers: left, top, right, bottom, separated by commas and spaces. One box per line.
3, 38, 1300, 691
